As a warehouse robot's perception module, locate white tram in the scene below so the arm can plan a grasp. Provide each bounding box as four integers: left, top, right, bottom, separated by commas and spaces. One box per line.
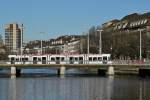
87, 54, 112, 64
7, 54, 112, 65
48, 54, 67, 64
8, 55, 31, 64
68, 54, 85, 64
32, 55, 48, 64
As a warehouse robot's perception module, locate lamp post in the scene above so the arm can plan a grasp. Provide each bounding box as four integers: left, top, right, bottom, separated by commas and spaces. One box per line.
97, 29, 103, 54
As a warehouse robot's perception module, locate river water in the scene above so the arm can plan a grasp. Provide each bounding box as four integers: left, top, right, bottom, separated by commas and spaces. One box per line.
0, 74, 150, 100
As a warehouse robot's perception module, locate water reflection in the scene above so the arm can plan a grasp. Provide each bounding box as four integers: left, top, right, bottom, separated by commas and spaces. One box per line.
112, 76, 150, 100
0, 76, 150, 100
8, 78, 16, 100
138, 78, 150, 100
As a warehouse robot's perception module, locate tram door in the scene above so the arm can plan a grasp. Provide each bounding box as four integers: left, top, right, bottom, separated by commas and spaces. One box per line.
33, 57, 37, 64
42, 57, 46, 64
69, 57, 74, 64
11, 57, 15, 64
56, 57, 60, 64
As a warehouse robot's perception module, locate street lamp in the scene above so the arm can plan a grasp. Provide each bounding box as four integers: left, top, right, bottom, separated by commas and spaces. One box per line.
97, 29, 103, 54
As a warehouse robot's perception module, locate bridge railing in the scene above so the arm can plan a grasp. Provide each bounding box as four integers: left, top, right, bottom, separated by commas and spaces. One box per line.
112, 60, 150, 65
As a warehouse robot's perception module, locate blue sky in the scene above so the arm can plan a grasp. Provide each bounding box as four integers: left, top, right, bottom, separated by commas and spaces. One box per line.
0, 0, 150, 42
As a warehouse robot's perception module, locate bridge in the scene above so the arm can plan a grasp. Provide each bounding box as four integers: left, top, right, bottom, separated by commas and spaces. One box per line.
0, 60, 150, 77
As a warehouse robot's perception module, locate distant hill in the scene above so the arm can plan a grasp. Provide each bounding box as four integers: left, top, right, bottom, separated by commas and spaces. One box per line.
121, 12, 150, 21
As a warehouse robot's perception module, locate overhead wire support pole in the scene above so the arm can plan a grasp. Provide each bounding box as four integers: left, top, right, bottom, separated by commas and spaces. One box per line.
87, 32, 89, 54
139, 29, 142, 61
39, 32, 46, 55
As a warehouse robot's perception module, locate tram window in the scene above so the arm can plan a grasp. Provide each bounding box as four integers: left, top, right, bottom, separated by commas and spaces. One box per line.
51, 57, 55, 61
61, 57, 65, 61
75, 57, 78, 61
25, 58, 28, 61
56, 57, 60, 61
107, 57, 110, 61
16, 58, 19, 61
89, 57, 92, 61
70, 57, 73, 60
38, 58, 41, 61
79, 57, 83, 60
93, 57, 97, 61
33, 57, 37, 60
103, 56, 107, 60
98, 57, 102, 61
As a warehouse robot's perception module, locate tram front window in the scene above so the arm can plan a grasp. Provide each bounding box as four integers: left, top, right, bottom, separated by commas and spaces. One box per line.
103, 56, 107, 61
103, 56, 108, 64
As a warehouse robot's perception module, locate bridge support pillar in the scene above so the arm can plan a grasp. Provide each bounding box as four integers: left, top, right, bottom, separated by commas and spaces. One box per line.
11, 67, 21, 78
11, 67, 16, 78
107, 66, 114, 76
58, 66, 66, 76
